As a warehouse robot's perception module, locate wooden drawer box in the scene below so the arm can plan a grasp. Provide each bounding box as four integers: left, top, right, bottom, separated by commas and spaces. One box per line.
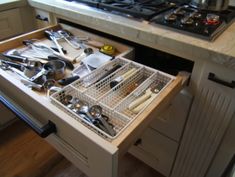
129, 128, 178, 177
0, 24, 183, 177
150, 89, 193, 142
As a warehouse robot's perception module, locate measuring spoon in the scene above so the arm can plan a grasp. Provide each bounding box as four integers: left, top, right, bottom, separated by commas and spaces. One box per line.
89, 105, 116, 136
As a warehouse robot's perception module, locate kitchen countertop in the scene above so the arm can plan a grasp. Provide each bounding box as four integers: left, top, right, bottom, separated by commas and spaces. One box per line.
28, 0, 235, 70
0, 0, 27, 12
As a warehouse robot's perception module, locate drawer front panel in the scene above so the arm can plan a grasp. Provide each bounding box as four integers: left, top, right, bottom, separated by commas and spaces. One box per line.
0, 8, 23, 40
0, 79, 118, 177
150, 89, 193, 142
129, 128, 178, 177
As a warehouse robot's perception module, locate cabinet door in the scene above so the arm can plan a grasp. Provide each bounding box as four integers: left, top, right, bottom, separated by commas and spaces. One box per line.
150, 89, 192, 142
172, 62, 235, 177
129, 128, 178, 177
0, 8, 23, 40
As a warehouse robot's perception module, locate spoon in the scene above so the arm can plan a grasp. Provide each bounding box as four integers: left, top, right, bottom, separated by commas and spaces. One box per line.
72, 100, 96, 124
89, 105, 116, 136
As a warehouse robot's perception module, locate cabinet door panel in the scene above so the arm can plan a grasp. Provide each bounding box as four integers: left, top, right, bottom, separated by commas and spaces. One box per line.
129, 128, 178, 177
0, 9, 23, 40
150, 89, 192, 142
172, 62, 235, 177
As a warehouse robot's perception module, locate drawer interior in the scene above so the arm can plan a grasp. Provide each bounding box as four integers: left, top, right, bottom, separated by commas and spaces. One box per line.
0, 24, 183, 177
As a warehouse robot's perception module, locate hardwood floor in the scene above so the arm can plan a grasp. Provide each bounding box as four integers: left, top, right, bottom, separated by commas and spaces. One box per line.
0, 120, 164, 177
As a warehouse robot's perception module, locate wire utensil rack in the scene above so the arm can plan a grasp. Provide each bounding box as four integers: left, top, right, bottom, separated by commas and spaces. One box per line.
50, 57, 175, 141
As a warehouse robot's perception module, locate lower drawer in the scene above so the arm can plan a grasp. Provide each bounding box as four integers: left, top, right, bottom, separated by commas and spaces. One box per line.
150, 89, 193, 142
129, 128, 178, 177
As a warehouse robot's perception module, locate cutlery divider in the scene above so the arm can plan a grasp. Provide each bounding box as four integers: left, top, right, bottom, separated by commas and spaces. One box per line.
99, 67, 155, 109
51, 85, 131, 140
115, 71, 174, 119
72, 58, 130, 92
84, 61, 142, 100
50, 58, 175, 140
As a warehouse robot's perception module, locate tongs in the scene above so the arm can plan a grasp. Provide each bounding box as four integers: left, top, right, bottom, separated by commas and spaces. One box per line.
23, 40, 74, 70
45, 30, 65, 56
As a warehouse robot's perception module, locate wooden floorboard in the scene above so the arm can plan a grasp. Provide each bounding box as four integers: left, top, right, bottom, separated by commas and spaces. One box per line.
0, 120, 164, 177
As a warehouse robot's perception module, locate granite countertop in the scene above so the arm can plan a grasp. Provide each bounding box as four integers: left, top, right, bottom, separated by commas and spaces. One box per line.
28, 0, 235, 70
0, 0, 27, 11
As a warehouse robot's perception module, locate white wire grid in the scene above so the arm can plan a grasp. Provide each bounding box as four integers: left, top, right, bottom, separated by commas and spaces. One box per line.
84, 61, 142, 100
51, 85, 131, 140
115, 71, 174, 119
71, 58, 129, 92
99, 67, 155, 109
50, 58, 175, 141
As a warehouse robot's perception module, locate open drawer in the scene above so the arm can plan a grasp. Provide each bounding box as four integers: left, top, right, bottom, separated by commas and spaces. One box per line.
0, 25, 183, 177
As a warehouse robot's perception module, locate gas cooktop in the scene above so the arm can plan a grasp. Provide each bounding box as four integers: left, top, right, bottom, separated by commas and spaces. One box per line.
66, 0, 235, 41
70, 0, 185, 20
150, 5, 235, 40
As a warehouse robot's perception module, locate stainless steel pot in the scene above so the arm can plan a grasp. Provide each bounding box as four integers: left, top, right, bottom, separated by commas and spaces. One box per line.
190, 0, 229, 11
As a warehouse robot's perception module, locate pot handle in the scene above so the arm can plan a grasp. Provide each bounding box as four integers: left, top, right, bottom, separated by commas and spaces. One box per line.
0, 95, 56, 138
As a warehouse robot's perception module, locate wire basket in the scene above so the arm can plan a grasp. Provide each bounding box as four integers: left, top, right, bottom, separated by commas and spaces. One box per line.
99, 67, 155, 109
71, 58, 129, 92
115, 71, 174, 119
84, 61, 142, 100
50, 58, 175, 141
51, 85, 130, 140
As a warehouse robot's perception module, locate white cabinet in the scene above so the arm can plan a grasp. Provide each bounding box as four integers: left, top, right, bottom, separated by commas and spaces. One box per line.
129, 89, 193, 176
129, 128, 178, 177
172, 61, 235, 177
150, 89, 192, 142
0, 8, 23, 40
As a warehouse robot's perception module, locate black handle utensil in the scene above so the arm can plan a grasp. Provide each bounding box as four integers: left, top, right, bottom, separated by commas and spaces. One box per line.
58, 75, 80, 86
2, 53, 28, 63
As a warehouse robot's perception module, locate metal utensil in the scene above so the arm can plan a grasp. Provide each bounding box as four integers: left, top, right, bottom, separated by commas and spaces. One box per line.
0, 60, 40, 78
57, 30, 80, 49
45, 30, 65, 56
89, 105, 116, 136
190, 0, 229, 11
73, 47, 94, 63
0, 62, 29, 80
23, 40, 74, 70
21, 78, 56, 91
30, 60, 65, 83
